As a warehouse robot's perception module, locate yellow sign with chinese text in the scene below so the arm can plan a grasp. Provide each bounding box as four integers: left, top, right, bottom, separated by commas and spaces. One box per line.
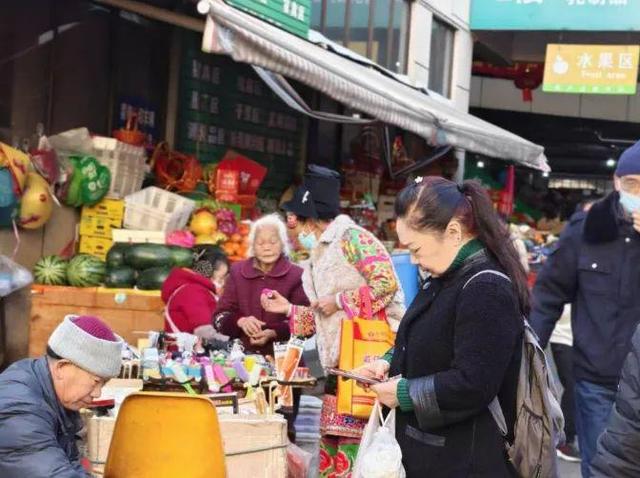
543, 44, 640, 95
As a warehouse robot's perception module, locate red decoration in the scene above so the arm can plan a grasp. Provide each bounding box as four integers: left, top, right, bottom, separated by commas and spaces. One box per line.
498, 165, 515, 217
473, 61, 544, 102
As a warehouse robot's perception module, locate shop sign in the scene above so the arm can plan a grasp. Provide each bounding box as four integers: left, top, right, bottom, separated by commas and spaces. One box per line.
225, 0, 311, 38
471, 0, 640, 31
176, 32, 306, 195
542, 44, 640, 94
117, 98, 157, 145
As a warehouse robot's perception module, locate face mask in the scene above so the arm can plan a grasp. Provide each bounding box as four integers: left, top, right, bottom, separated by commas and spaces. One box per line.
298, 231, 318, 250
620, 190, 640, 214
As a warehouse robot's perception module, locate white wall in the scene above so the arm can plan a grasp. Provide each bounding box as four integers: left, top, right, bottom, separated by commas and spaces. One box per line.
406, 0, 473, 113
471, 76, 640, 123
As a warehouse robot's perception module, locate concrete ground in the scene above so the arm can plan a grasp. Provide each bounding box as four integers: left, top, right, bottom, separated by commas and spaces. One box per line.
558, 459, 581, 477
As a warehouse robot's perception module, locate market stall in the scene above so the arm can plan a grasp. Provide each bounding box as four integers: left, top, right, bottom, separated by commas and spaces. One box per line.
81, 330, 314, 477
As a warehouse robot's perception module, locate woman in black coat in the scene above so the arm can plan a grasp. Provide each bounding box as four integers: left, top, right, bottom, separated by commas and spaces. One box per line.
357, 177, 528, 477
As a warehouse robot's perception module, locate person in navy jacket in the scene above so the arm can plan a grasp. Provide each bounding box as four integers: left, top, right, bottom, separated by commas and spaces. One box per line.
530, 140, 640, 477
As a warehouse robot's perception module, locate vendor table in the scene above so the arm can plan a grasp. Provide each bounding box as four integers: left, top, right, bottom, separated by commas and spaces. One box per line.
29, 285, 164, 357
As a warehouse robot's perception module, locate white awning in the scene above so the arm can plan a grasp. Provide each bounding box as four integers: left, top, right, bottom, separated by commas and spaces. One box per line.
200, 0, 549, 171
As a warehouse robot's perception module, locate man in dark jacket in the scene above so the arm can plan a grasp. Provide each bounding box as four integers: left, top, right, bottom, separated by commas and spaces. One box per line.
591, 324, 640, 477
530, 140, 640, 477
0, 315, 122, 477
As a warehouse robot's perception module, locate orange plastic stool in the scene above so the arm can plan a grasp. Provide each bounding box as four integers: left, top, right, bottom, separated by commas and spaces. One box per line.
103, 392, 226, 478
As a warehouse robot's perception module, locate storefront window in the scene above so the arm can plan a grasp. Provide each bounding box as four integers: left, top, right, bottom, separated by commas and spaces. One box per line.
311, 0, 410, 74
429, 17, 454, 97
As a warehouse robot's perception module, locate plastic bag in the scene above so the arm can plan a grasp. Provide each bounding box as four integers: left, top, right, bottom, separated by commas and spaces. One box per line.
353, 401, 405, 478
0, 255, 33, 297
286, 443, 312, 478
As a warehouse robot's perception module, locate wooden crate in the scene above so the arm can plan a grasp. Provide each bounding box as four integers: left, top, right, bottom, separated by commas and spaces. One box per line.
220, 415, 288, 478
29, 286, 164, 357
87, 413, 287, 478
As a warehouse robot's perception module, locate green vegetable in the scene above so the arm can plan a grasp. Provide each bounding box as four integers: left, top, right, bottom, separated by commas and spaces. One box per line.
168, 246, 194, 268
124, 244, 173, 270
67, 255, 106, 287
106, 243, 130, 269
136, 266, 172, 290
104, 266, 136, 288
33, 255, 68, 286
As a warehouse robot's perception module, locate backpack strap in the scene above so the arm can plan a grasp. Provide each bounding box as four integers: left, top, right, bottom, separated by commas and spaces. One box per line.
462, 269, 511, 290
463, 269, 512, 438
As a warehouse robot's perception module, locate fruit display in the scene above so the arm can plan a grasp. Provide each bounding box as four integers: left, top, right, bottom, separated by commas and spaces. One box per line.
187, 204, 250, 261
189, 209, 218, 236
221, 232, 249, 262
33, 255, 69, 286
101, 243, 196, 290
215, 208, 238, 236
0, 142, 58, 231
19, 172, 54, 229
66, 254, 107, 287
124, 244, 174, 270
104, 266, 136, 288
136, 266, 172, 291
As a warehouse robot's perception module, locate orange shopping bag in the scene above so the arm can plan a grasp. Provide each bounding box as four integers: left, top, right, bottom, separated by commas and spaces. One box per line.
337, 287, 395, 419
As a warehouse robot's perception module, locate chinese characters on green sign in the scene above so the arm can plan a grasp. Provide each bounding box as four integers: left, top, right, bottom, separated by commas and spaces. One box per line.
176, 32, 306, 194
226, 0, 311, 38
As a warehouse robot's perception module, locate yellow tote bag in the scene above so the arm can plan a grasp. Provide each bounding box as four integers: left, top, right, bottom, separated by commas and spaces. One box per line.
337, 288, 395, 419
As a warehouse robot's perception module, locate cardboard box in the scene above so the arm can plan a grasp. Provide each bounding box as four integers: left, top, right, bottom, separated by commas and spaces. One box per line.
79, 216, 122, 239
79, 235, 112, 260
82, 198, 125, 222
220, 415, 288, 478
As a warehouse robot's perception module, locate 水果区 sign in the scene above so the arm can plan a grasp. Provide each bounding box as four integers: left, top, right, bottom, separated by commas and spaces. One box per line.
471, 0, 640, 31
542, 44, 639, 95
225, 0, 311, 38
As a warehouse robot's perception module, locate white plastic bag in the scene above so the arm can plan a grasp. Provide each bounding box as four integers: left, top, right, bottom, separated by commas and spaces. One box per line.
353, 401, 406, 478
0, 255, 33, 297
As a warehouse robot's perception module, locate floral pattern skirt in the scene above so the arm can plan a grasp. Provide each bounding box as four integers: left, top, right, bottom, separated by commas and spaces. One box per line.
319, 394, 367, 477
319, 436, 360, 478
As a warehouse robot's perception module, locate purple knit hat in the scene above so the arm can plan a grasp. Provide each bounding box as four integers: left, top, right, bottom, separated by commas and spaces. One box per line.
48, 315, 122, 378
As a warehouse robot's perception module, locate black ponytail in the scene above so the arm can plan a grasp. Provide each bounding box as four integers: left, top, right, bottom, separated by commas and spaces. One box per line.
460, 181, 530, 315
395, 177, 530, 315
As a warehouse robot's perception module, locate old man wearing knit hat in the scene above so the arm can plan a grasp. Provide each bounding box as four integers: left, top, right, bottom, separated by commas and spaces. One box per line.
0, 315, 122, 477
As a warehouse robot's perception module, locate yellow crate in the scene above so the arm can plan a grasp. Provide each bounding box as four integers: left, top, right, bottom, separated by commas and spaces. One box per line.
79, 216, 122, 239
79, 235, 113, 261
82, 198, 125, 222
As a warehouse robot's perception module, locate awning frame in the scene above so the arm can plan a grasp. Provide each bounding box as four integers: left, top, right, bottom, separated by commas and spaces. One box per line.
200, 0, 548, 171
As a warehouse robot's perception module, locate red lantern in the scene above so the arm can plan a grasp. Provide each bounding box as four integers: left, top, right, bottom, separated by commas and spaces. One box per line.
514, 63, 543, 102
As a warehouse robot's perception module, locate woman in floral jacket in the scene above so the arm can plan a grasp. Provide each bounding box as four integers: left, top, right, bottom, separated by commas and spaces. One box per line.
263, 166, 405, 477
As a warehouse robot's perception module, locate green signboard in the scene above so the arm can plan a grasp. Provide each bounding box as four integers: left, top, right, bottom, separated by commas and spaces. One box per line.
471, 0, 640, 31
226, 0, 311, 38
176, 32, 306, 195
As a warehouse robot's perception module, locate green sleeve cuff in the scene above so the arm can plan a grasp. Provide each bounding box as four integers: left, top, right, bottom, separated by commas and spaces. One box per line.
381, 348, 394, 364
396, 378, 414, 412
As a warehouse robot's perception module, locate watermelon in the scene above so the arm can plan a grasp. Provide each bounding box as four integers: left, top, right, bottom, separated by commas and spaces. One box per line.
106, 243, 130, 269
33, 255, 68, 286
67, 255, 106, 287
105, 266, 136, 289
124, 244, 173, 271
168, 246, 194, 268
136, 266, 172, 291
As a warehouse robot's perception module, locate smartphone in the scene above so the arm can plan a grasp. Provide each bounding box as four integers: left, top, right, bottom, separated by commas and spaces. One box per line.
325, 367, 381, 385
